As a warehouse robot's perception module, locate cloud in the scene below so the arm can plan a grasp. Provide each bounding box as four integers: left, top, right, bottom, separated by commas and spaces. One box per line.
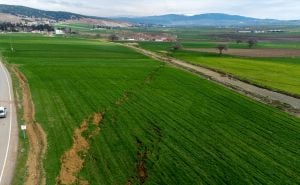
0, 0, 299, 20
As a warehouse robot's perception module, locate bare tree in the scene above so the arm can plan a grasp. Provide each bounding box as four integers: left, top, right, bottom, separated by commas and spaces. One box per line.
108, 34, 119, 41
216, 44, 228, 55
171, 42, 182, 51
247, 39, 257, 48
95, 33, 101, 39
236, 39, 243, 44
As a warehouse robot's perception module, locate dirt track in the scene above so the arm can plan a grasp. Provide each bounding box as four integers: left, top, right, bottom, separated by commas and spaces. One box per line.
124, 44, 300, 117
11, 65, 47, 185
186, 48, 300, 58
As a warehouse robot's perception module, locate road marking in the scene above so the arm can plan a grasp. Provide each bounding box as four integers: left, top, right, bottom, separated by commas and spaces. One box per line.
0, 62, 13, 184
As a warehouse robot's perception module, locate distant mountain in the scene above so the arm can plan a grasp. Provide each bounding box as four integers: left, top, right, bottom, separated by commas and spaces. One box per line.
117, 13, 300, 26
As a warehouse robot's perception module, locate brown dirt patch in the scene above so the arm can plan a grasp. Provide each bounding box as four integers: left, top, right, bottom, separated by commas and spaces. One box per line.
115, 92, 129, 106
79, 179, 89, 185
11, 65, 47, 185
0, 13, 22, 23
126, 180, 133, 185
186, 48, 300, 58
135, 139, 148, 184
92, 113, 102, 125
65, 18, 131, 27
25, 124, 47, 185
57, 113, 103, 185
137, 150, 148, 184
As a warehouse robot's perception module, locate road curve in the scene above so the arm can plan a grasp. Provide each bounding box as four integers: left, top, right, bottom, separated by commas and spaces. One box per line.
0, 61, 18, 185
125, 44, 300, 117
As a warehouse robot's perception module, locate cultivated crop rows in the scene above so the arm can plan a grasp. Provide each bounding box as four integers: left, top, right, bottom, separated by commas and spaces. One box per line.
0, 35, 300, 184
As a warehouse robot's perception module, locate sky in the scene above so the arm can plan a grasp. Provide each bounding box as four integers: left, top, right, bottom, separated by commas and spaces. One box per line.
0, 0, 300, 20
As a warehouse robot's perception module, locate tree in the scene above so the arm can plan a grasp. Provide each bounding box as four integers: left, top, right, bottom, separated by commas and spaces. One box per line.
216, 44, 228, 55
236, 39, 243, 44
95, 33, 101, 39
247, 39, 257, 48
108, 34, 119, 41
171, 42, 182, 51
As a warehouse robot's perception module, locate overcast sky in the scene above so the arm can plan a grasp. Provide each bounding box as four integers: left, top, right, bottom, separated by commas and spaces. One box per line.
1, 0, 300, 20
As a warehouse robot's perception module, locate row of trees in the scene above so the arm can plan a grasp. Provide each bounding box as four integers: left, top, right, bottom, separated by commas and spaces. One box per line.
0, 22, 54, 32
107, 34, 258, 56
170, 39, 258, 55
217, 39, 258, 54
236, 39, 258, 48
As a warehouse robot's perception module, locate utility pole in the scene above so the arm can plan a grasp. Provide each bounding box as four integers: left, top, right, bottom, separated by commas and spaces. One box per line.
10, 33, 14, 53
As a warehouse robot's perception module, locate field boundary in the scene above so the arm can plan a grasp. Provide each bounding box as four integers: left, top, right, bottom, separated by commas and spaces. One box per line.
185, 48, 300, 58
123, 43, 300, 117
10, 65, 47, 185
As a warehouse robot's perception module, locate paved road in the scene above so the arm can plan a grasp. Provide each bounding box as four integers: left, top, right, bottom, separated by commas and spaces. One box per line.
125, 44, 300, 116
0, 62, 18, 185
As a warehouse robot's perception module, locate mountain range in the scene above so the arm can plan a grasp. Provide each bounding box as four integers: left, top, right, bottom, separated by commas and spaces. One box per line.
1, 4, 300, 27
117, 13, 300, 26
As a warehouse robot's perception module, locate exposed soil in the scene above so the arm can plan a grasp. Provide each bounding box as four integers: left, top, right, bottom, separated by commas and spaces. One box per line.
58, 120, 89, 184
130, 126, 163, 185
11, 65, 47, 185
137, 151, 148, 184
65, 18, 131, 27
116, 92, 129, 106
186, 48, 300, 58
126, 180, 133, 185
0, 13, 22, 23
57, 113, 103, 185
136, 139, 148, 184
58, 64, 164, 185
25, 124, 47, 185
79, 179, 89, 185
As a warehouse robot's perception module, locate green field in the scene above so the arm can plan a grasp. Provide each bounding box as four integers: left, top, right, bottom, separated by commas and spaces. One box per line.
136, 42, 300, 96
137, 40, 300, 51
172, 51, 300, 96
1, 34, 300, 184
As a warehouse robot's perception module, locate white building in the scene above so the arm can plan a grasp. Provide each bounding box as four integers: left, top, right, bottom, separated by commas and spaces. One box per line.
55, 29, 65, 35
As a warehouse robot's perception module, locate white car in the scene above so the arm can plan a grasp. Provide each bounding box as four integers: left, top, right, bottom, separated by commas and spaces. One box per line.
0, 106, 7, 118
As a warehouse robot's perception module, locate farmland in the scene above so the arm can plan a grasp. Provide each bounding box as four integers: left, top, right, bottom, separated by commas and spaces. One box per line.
136, 40, 300, 97
1, 34, 300, 184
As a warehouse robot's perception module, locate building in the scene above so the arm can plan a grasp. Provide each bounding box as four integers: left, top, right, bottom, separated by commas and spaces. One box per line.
55, 29, 65, 35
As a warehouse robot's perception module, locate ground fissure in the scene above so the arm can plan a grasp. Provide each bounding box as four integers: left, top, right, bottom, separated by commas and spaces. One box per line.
57, 113, 103, 185
57, 65, 164, 185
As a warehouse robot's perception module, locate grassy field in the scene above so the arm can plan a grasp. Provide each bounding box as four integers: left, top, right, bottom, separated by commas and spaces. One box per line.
1, 34, 300, 184
137, 42, 300, 96
172, 51, 300, 96
137, 40, 300, 51
55, 23, 93, 32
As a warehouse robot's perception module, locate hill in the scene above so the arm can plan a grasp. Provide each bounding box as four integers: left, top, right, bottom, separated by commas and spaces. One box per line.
0, 4, 84, 20
0, 13, 22, 23
117, 13, 300, 26
0, 4, 130, 27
